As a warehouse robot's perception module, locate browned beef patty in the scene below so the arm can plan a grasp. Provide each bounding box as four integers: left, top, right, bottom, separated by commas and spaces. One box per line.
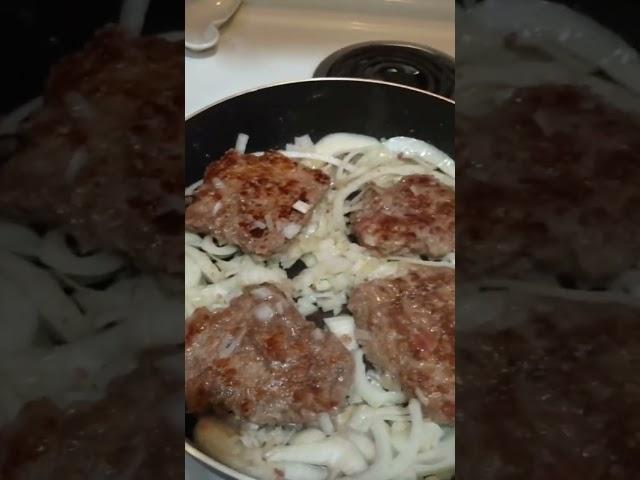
457, 293, 640, 479
457, 85, 640, 284
0, 27, 184, 274
348, 266, 455, 424
185, 284, 354, 426
0, 350, 182, 480
351, 174, 454, 258
186, 150, 330, 257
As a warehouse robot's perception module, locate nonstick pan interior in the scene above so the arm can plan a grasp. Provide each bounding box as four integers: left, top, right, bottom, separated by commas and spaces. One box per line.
186, 78, 454, 185
185, 78, 454, 478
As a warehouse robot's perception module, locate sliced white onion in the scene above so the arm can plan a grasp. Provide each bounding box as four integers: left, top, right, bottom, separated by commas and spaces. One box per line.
0, 221, 42, 257
0, 323, 138, 408
468, 0, 640, 95
351, 420, 393, 480
266, 436, 368, 476
0, 252, 88, 341
352, 349, 406, 408
270, 462, 328, 480
186, 245, 222, 282
39, 230, 125, 277
314, 133, 380, 156
0, 276, 38, 352
185, 255, 202, 288
344, 430, 377, 462
127, 277, 183, 348
185, 232, 203, 247
383, 137, 455, 179
290, 429, 326, 446
350, 400, 423, 480
185, 179, 203, 196
73, 277, 137, 328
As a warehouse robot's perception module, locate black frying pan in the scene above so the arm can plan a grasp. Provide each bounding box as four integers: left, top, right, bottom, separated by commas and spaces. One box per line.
184, 78, 454, 478
186, 78, 454, 184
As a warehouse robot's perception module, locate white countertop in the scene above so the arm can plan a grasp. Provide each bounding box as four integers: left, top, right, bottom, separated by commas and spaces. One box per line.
185, 0, 454, 116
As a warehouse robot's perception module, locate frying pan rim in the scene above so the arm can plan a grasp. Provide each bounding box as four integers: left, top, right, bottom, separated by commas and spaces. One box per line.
186, 440, 257, 480
185, 76, 455, 121
184, 76, 454, 478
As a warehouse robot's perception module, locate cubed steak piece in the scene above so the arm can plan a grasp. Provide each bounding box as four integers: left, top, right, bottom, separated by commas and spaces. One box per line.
186, 151, 330, 256
185, 284, 354, 426
351, 174, 454, 258
348, 266, 455, 424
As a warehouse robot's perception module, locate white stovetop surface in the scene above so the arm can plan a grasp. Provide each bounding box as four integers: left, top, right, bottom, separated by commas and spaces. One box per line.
185, 0, 454, 117
185, 1, 453, 478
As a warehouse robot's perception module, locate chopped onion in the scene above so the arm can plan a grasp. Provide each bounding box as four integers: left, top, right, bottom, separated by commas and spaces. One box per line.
282, 223, 302, 239
318, 413, 334, 434
119, 0, 151, 35
254, 304, 275, 322
251, 287, 273, 300
324, 315, 358, 351
65, 148, 89, 182
286, 135, 316, 153
293, 200, 311, 214
275, 151, 357, 172
235, 133, 249, 154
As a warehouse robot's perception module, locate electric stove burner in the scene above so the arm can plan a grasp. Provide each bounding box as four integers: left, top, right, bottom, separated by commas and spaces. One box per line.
314, 42, 454, 99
